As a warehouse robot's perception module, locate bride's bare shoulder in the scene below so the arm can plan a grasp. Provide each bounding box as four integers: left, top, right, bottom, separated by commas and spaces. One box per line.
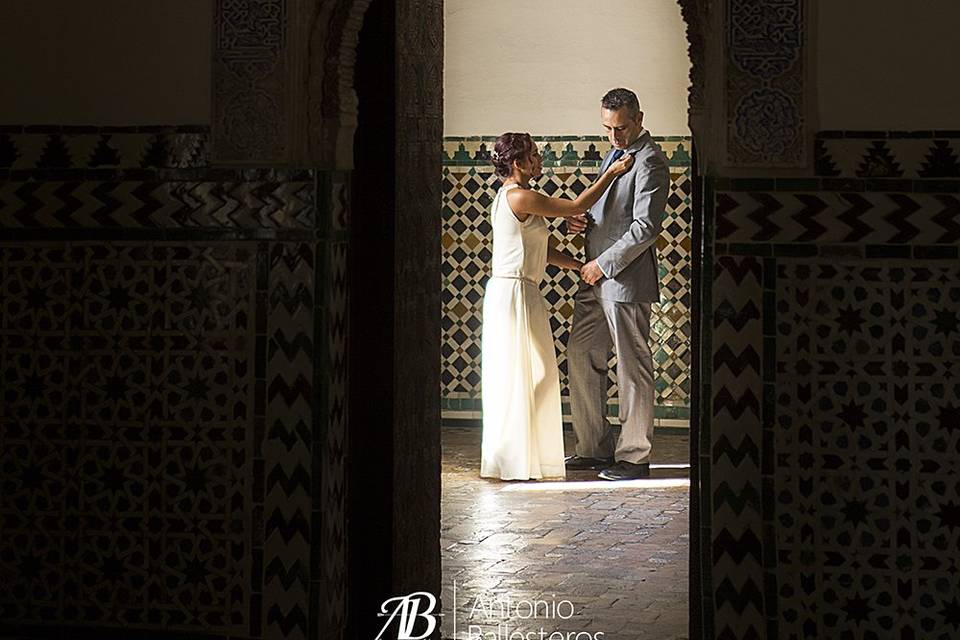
504, 186, 533, 222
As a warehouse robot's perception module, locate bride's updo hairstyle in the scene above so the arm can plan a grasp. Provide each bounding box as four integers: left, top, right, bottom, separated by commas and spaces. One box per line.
492, 132, 534, 178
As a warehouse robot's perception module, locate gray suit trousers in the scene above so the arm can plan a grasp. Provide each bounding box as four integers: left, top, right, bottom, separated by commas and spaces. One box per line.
568, 287, 653, 463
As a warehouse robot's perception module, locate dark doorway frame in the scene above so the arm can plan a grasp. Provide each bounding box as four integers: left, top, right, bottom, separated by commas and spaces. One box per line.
205, 0, 714, 636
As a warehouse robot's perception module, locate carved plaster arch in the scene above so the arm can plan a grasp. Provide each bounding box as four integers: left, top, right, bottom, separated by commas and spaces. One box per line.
309, 0, 372, 168
212, 0, 373, 168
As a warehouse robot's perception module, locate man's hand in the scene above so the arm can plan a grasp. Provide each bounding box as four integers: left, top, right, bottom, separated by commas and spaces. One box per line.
564, 213, 589, 234
580, 259, 605, 286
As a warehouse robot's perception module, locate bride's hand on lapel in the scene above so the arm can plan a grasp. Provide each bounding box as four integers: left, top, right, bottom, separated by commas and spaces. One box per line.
606, 153, 635, 177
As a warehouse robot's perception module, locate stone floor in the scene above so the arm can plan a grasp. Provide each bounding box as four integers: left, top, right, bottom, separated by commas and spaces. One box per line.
440, 427, 691, 640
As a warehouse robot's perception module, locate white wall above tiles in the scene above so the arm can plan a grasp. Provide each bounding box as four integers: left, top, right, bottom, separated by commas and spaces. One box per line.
444, 0, 691, 137
0, 0, 212, 125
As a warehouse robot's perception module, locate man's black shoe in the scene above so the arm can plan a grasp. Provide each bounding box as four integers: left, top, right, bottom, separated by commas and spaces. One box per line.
598, 460, 651, 481
564, 455, 614, 471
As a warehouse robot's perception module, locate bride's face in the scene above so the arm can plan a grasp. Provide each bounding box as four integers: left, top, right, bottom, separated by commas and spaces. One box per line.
521, 144, 543, 179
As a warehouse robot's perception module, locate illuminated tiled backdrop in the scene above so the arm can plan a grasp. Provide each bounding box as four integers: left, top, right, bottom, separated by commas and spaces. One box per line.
441, 135, 693, 424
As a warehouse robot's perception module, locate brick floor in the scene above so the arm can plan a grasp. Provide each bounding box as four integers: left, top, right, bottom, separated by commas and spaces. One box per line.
441, 427, 691, 640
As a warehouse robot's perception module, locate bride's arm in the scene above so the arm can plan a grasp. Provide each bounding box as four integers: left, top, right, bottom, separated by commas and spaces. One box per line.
547, 245, 582, 270
506, 154, 635, 219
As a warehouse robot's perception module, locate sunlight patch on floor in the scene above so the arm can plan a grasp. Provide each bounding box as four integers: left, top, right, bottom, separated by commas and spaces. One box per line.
501, 477, 690, 492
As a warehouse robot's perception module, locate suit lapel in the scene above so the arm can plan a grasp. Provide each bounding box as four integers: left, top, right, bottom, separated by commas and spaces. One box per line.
598, 149, 616, 175
624, 131, 649, 156
599, 132, 650, 178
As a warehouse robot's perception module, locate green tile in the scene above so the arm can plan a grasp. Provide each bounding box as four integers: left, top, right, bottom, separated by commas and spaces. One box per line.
698, 384, 711, 446
540, 143, 559, 164
818, 244, 863, 260
763, 339, 776, 383
823, 178, 864, 191
914, 179, 959, 193
668, 143, 692, 166
763, 291, 776, 336
914, 245, 958, 260
559, 143, 580, 166
774, 177, 820, 191
773, 244, 817, 257
866, 244, 910, 259
762, 257, 777, 291
866, 178, 913, 192
655, 425, 691, 436
730, 243, 772, 256
762, 383, 776, 428
730, 178, 775, 190
658, 405, 691, 420
452, 144, 472, 163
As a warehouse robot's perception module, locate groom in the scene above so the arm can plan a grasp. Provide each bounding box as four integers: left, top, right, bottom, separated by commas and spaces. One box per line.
564, 88, 669, 481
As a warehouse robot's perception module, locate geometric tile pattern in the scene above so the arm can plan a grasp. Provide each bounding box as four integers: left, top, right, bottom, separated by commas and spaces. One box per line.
263, 242, 315, 640
0, 241, 328, 638
0, 126, 209, 170
706, 175, 960, 640
0, 174, 316, 229
441, 136, 692, 421
443, 136, 693, 169
0, 163, 344, 640
0, 242, 256, 633
715, 192, 960, 245
775, 261, 960, 640
816, 131, 960, 178
318, 172, 350, 640
708, 255, 766, 640
0, 128, 318, 231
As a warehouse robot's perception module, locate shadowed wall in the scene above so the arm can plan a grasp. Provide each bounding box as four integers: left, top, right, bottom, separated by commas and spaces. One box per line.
0, 1, 440, 640
0, 0, 212, 125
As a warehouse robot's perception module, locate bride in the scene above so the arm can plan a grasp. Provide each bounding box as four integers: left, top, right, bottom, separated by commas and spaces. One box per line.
480, 132, 634, 480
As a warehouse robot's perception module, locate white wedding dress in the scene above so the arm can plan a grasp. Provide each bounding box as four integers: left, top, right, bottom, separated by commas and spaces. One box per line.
480, 183, 566, 480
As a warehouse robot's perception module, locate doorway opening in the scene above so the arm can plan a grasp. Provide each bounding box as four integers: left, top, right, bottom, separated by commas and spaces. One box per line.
439, 2, 697, 639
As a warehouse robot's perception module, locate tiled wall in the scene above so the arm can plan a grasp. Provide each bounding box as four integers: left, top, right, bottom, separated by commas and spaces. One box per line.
441, 135, 693, 425
0, 125, 209, 170
815, 130, 960, 179
0, 126, 348, 639
703, 131, 960, 639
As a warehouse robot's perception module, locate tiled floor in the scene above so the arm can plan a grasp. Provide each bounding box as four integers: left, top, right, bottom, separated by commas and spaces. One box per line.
440, 427, 691, 640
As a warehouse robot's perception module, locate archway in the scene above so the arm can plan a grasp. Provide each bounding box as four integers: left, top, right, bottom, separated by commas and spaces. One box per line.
438, 2, 703, 639
0, 1, 836, 639
197, 0, 712, 637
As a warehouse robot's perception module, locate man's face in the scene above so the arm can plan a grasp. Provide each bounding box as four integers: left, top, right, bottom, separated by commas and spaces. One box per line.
601, 107, 644, 149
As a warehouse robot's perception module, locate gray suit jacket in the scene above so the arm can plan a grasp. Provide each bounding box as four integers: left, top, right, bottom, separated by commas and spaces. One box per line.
580, 131, 669, 303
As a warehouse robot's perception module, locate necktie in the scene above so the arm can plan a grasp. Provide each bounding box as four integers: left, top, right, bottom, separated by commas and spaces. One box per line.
610, 149, 624, 163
